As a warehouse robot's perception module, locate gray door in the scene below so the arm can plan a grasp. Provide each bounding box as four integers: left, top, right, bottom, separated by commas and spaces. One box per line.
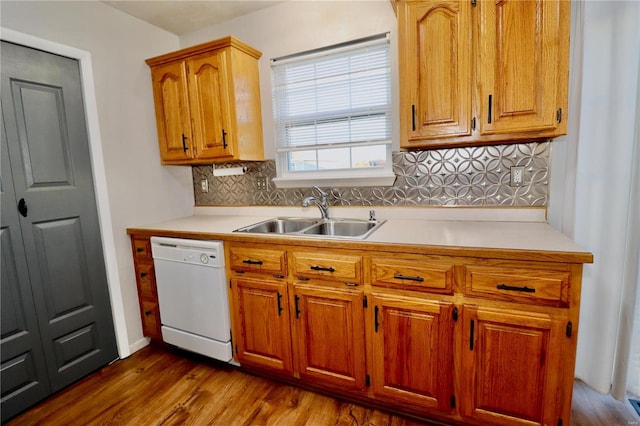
1, 109, 52, 420
0, 41, 118, 420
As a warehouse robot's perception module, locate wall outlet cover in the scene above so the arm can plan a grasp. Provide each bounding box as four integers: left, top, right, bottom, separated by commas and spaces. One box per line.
510, 166, 525, 187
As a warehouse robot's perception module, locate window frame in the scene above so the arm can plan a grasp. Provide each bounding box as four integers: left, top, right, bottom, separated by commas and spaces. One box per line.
270, 33, 395, 189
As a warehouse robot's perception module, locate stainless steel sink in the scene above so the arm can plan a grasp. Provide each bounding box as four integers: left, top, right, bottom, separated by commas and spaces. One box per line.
234, 217, 319, 234
301, 219, 379, 238
233, 217, 385, 239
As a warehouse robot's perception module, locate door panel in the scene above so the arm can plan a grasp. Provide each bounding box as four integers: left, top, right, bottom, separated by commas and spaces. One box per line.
188, 50, 232, 159
293, 284, 366, 391
370, 294, 453, 412
1, 112, 51, 421
477, 0, 562, 134
1, 41, 118, 409
10, 81, 75, 188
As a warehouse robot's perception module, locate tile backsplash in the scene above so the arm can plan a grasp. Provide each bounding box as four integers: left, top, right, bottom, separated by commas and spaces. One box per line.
193, 142, 550, 207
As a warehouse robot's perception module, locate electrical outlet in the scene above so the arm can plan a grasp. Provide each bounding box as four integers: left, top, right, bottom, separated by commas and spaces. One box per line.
255, 176, 267, 191
510, 166, 525, 187
200, 179, 209, 193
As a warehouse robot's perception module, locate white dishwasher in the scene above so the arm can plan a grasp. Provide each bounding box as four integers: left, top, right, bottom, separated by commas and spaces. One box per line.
150, 236, 232, 362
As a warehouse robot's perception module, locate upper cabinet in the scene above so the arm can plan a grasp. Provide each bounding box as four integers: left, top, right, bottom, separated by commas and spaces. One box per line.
398, 0, 569, 149
146, 37, 264, 164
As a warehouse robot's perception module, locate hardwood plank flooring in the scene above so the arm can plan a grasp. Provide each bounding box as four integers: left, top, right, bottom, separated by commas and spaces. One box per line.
7, 345, 639, 426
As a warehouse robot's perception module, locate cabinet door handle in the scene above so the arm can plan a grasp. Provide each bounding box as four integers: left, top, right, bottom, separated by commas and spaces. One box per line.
181, 134, 188, 152
393, 274, 424, 282
144, 310, 152, 316
136, 247, 144, 253
487, 95, 493, 124
496, 283, 536, 293
242, 259, 263, 265
222, 129, 227, 149
140, 272, 147, 278
277, 292, 283, 316
470, 320, 475, 351
310, 265, 335, 273
374, 306, 380, 332
411, 104, 416, 131
294, 295, 301, 318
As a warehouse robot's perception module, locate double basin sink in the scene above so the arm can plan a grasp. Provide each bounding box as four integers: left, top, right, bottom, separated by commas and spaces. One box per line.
233, 217, 385, 240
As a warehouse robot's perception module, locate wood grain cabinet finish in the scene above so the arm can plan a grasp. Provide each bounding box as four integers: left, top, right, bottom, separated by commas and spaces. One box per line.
368, 294, 454, 412
460, 306, 566, 426
292, 283, 367, 392
219, 240, 584, 425
231, 277, 294, 375
398, 0, 569, 149
146, 37, 264, 164
130, 235, 162, 341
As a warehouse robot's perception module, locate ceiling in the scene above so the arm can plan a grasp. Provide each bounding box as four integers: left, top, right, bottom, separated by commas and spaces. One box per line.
102, 1, 284, 36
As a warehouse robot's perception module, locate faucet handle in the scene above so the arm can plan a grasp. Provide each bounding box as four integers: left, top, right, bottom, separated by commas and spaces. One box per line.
313, 185, 328, 196
369, 210, 376, 221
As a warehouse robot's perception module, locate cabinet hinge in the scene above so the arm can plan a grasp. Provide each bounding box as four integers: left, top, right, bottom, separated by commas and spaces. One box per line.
235, 344, 238, 355
229, 279, 232, 289
472, 117, 476, 131
558, 419, 563, 426
566, 321, 573, 338
471, 0, 477, 6
365, 374, 370, 387
450, 395, 456, 408
452, 307, 459, 322
557, 108, 563, 124
363, 295, 368, 308
230, 329, 233, 347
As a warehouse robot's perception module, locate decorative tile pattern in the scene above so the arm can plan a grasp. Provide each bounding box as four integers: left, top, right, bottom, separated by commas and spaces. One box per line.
193, 142, 550, 207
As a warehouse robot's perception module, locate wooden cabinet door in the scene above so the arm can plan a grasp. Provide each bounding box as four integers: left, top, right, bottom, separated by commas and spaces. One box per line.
292, 283, 366, 392
369, 294, 454, 412
399, 0, 471, 143
461, 305, 565, 426
150, 61, 192, 162
476, 0, 567, 135
232, 277, 293, 374
187, 50, 233, 160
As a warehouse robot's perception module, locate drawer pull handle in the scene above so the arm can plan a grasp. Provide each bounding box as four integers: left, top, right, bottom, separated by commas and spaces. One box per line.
345, 282, 359, 287
242, 259, 263, 265
273, 274, 285, 279
394, 274, 424, 282
496, 284, 536, 293
310, 265, 335, 273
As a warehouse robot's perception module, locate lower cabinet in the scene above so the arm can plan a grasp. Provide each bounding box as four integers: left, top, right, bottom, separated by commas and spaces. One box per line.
460, 305, 566, 426
231, 277, 293, 375
223, 241, 583, 425
291, 283, 367, 392
368, 294, 454, 413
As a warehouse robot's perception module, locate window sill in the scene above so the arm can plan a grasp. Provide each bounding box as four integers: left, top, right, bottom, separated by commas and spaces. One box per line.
272, 173, 396, 189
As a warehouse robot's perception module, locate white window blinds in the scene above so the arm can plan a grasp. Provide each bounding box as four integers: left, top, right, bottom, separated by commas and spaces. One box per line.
271, 33, 393, 186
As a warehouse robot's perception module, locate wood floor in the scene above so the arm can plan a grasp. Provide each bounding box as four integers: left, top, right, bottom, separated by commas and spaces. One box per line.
7, 345, 639, 426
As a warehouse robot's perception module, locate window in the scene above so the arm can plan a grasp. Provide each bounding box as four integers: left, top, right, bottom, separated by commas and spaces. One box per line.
271, 33, 395, 188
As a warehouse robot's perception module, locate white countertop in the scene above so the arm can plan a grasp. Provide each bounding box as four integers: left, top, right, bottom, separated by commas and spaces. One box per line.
128, 207, 592, 263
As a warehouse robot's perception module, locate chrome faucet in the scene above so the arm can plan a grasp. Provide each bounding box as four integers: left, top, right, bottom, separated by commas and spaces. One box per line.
302, 186, 330, 219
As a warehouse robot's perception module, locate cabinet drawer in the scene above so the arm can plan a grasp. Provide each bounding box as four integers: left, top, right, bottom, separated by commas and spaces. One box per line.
140, 300, 161, 340
136, 263, 156, 299
292, 250, 362, 283
371, 256, 454, 294
229, 245, 287, 276
133, 238, 152, 260
465, 265, 570, 306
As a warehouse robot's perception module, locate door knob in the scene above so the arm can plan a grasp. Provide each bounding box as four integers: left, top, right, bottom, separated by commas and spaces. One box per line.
17, 198, 28, 217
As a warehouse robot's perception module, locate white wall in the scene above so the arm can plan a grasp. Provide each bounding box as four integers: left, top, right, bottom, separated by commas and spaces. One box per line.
180, 1, 398, 159
1, 1, 195, 355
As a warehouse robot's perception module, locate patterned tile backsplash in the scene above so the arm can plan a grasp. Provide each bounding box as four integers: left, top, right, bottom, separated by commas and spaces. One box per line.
193, 142, 550, 207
